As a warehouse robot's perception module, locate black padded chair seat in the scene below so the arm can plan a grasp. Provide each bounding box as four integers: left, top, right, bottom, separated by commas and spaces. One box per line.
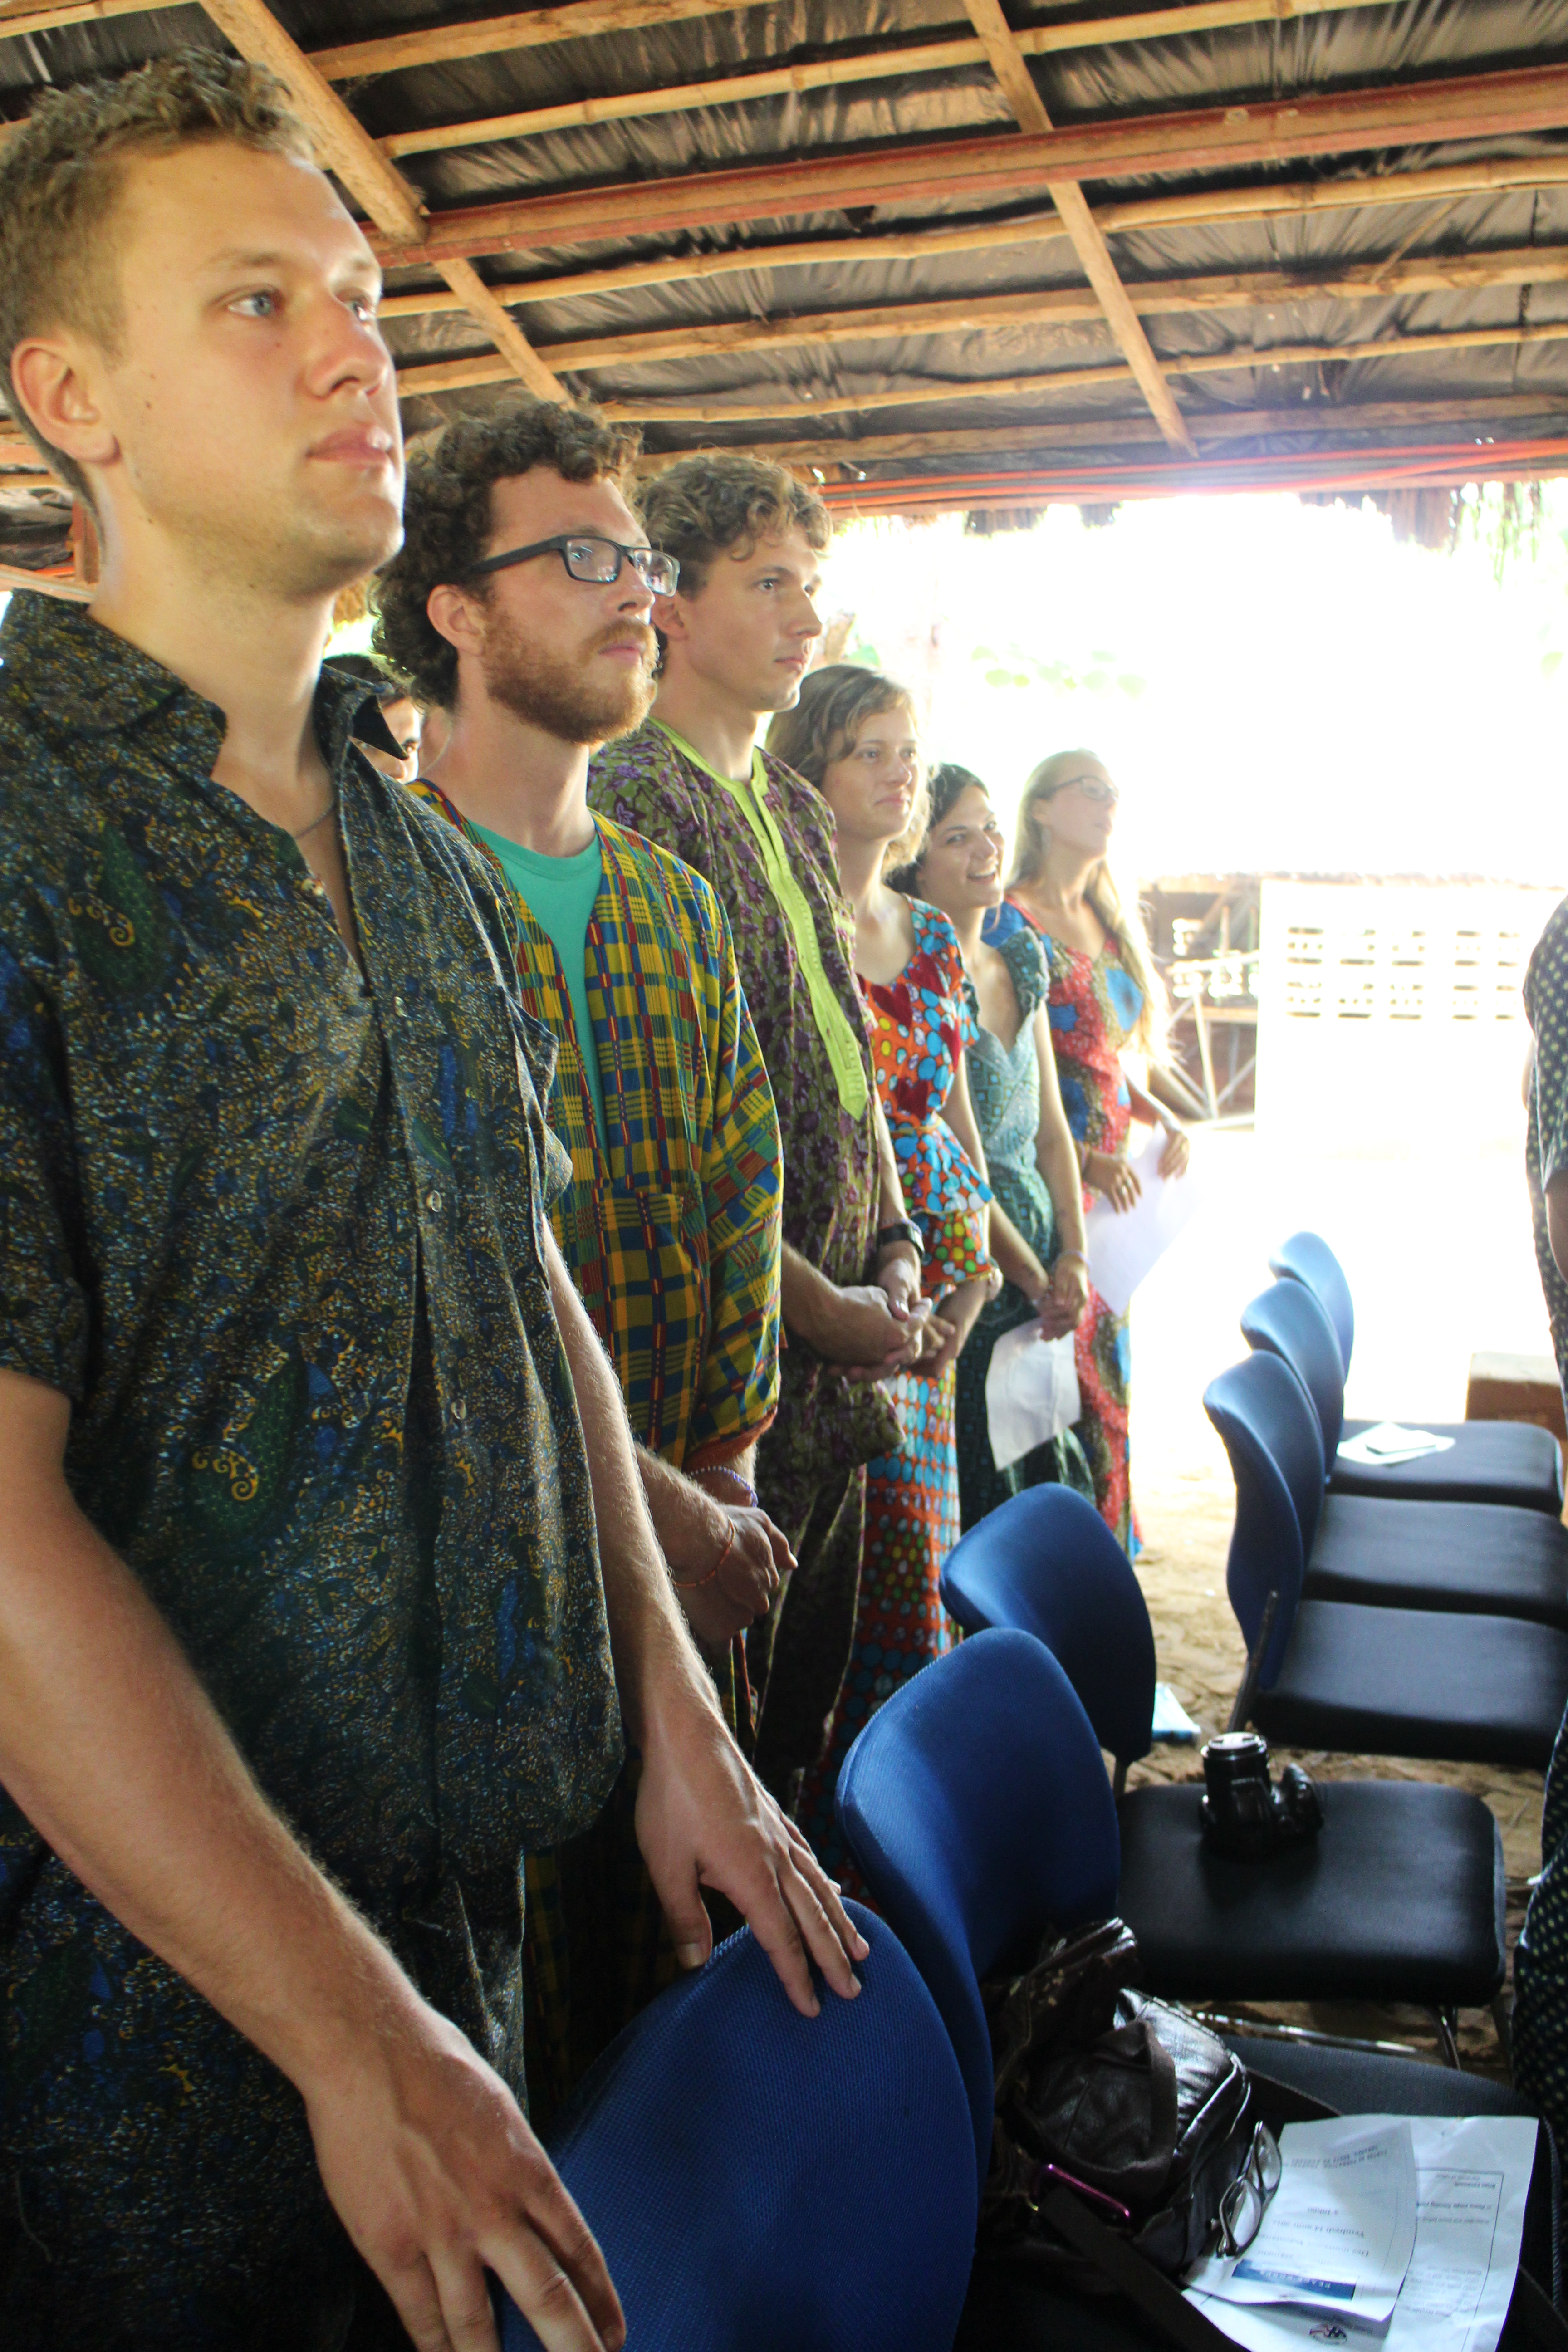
1334, 1416, 1564, 1513
1116, 1779, 1505, 2006
956, 2043, 1548, 2352
1252, 1598, 1568, 1769
1305, 1492, 1568, 1629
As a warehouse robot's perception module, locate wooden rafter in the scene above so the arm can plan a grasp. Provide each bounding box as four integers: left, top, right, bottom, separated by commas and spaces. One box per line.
0, 0, 151, 37
197, 0, 426, 243
370, 63, 1568, 266
376, 156, 1568, 320
435, 258, 564, 399
310, 0, 1400, 85
194, 0, 567, 405
0, 562, 89, 599
635, 392, 1568, 474
374, 1, 1407, 161
589, 317, 1568, 424
958, 0, 1193, 454
389, 242, 1568, 397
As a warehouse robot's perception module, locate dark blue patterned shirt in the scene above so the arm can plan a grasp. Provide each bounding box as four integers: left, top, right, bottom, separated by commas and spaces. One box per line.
0, 593, 621, 2345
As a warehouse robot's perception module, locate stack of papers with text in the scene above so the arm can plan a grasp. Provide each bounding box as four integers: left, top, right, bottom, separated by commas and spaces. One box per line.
1186, 2116, 1537, 2352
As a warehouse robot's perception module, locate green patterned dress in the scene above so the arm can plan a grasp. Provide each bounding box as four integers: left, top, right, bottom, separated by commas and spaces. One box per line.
956, 921, 1095, 1529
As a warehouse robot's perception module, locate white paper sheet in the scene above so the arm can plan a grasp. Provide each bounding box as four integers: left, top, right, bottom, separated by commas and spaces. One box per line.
1337, 1422, 1457, 1468
1083, 1122, 1202, 1317
1190, 2119, 1418, 2325
1188, 2116, 1537, 2352
985, 1319, 1080, 1471
1152, 1683, 1201, 1743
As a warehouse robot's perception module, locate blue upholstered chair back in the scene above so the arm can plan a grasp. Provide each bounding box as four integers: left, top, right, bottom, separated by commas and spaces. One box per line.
835, 1629, 1121, 2185
1268, 1230, 1355, 1376
1203, 1354, 1324, 1688
1240, 1279, 1348, 1468
940, 1485, 1156, 1773
501, 1905, 976, 2352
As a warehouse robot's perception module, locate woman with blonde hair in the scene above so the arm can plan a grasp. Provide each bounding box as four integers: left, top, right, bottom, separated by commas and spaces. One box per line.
767, 664, 997, 1878
987, 748, 1197, 1551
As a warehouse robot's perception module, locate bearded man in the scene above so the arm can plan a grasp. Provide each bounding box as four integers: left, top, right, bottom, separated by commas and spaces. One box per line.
372, 401, 795, 2117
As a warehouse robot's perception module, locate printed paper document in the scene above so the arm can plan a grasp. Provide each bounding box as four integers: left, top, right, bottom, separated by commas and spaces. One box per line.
1188, 2115, 1537, 2352
1190, 2118, 1417, 2324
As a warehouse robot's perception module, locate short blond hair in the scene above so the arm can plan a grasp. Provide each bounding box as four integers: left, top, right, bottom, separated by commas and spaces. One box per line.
0, 49, 311, 505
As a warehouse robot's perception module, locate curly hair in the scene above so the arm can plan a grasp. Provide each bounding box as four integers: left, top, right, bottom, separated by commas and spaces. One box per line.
371, 399, 642, 709
0, 50, 310, 506
639, 451, 830, 596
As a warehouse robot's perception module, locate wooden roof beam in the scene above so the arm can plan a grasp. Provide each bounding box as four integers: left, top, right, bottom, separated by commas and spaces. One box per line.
0, 0, 158, 40
376, 157, 1568, 318
960, 0, 1193, 454
372, 62, 1568, 265
435, 257, 564, 398
311, 0, 775, 81
196, 0, 565, 398
313, 0, 1399, 85
638, 392, 1568, 472
390, 241, 1568, 395
592, 317, 1568, 425
197, 0, 427, 244
372, 0, 1408, 163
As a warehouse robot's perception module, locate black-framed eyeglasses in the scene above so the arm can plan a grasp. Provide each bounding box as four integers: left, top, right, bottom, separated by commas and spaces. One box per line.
1216, 2122, 1283, 2259
466, 533, 680, 595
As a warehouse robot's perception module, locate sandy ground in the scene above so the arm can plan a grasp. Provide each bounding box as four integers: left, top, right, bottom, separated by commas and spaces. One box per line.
1119, 1127, 1556, 2077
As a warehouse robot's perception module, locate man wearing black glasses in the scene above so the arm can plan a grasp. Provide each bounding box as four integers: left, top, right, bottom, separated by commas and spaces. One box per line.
373, 401, 819, 2117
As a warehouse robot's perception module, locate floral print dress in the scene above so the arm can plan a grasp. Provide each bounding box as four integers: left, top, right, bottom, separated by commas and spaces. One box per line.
800, 900, 994, 1879
988, 897, 1144, 1553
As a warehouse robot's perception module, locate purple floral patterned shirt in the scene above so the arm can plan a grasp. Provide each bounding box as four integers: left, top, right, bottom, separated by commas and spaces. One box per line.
588, 721, 899, 1507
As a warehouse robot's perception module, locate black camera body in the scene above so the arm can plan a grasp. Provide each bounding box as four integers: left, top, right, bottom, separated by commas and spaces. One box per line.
1200, 1732, 1324, 1862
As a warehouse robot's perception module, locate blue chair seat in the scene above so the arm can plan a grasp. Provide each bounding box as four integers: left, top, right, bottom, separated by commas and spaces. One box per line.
1266, 1232, 1563, 1515
941, 1486, 1512, 2014
1253, 1597, 1568, 1769
1306, 1491, 1568, 1627
1116, 1778, 1505, 2005
1333, 1415, 1564, 1512
501, 1905, 975, 2352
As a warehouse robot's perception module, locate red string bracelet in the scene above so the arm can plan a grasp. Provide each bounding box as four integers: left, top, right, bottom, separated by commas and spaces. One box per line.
672, 1518, 736, 1592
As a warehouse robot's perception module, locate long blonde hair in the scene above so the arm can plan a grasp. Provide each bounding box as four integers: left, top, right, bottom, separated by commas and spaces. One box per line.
1009, 748, 1166, 1054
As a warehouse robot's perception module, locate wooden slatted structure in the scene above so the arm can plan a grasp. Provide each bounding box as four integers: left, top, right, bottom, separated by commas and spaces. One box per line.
3, 0, 1568, 566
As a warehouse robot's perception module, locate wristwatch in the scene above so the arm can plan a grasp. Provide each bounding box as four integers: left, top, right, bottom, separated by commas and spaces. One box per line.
875, 1219, 924, 1262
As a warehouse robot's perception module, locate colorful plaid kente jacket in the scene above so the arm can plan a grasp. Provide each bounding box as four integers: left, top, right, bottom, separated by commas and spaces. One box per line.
412, 785, 783, 1472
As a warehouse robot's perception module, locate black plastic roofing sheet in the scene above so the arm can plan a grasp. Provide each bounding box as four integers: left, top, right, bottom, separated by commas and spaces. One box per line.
6, 0, 1568, 563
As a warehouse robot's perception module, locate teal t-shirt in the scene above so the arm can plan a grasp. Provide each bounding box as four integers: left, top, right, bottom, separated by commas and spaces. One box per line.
471, 820, 607, 1150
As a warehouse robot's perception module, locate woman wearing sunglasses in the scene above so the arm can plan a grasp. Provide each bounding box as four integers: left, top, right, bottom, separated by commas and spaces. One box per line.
987, 750, 1197, 1554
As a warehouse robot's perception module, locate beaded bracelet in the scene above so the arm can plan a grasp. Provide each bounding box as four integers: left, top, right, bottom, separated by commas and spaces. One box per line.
672, 1519, 736, 1592
695, 1463, 759, 1508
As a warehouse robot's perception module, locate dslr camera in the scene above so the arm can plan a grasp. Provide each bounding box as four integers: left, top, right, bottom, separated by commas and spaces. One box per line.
1200, 1731, 1324, 1862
